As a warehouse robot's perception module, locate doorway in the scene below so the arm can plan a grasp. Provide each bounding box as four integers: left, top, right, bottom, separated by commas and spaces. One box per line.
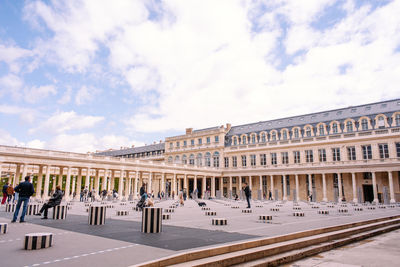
363, 184, 374, 202
188, 179, 194, 198
196, 179, 202, 198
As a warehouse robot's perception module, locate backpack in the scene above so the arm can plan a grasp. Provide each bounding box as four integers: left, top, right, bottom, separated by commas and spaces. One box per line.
7, 186, 14, 195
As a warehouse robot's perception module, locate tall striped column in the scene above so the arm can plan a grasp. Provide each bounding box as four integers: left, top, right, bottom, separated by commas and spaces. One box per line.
141, 207, 162, 233
88, 206, 106, 225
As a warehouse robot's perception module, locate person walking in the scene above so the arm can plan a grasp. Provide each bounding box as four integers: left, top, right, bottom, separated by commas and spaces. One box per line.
12, 176, 35, 223
1, 182, 8, 205
268, 190, 272, 200
6, 185, 14, 203
244, 182, 251, 209
35, 185, 63, 219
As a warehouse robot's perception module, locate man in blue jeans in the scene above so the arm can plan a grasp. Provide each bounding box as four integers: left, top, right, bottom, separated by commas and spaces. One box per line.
12, 175, 35, 223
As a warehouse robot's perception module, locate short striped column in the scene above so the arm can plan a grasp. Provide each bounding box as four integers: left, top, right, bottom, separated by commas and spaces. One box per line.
52, 206, 68, 220
212, 218, 227, 225
0, 223, 8, 234
338, 208, 349, 213
164, 208, 174, 213
242, 209, 252, 213
89, 206, 106, 225
162, 214, 171, 220
5, 204, 16, 212
141, 207, 162, 233
255, 205, 263, 208
26, 204, 40, 216
116, 210, 129, 216
231, 206, 239, 209
293, 212, 305, 217
24, 233, 53, 250
120, 202, 127, 206
205, 211, 216, 216
270, 208, 280, 212
201, 207, 210, 211
259, 215, 272, 221
318, 210, 329, 215
105, 205, 114, 209
293, 207, 301, 210
354, 207, 363, 211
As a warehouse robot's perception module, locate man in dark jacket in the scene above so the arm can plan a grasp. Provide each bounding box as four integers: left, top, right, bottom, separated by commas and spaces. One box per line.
243, 182, 251, 208
35, 185, 63, 219
139, 184, 146, 197
1, 183, 8, 204
12, 176, 35, 223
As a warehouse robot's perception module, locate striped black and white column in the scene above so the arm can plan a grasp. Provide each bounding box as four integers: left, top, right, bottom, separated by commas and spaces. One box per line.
0, 223, 8, 234
5, 204, 15, 212
26, 204, 40, 216
141, 207, 162, 233
53, 205, 68, 220
24, 233, 53, 250
89, 206, 106, 225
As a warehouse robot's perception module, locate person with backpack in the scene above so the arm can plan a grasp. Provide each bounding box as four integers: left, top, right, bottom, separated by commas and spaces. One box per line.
1, 183, 8, 204
12, 176, 35, 223
6, 185, 14, 203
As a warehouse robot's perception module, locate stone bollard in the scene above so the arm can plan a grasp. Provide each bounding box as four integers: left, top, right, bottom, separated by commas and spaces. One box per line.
0, 223, 8, 234
259, 215, 272, 221
141, 207, 162, 233
53, 205, 68, 220
162, 214, 171, 220
255, 205, 263, 208
293, 212, 305, 217
293, 207, 302, 210
24, 233, 53, 250
318, 210, 329, 215
164, 208, 174, 213
205, 211, 217, 216
212, 218, 227, 225
270, 208, 280, 212
338, 208, 348, 213
231, 206, 240, 209
354, 207, 363, 211
116, 210, 129, 216
26, 204, 40, 216
201, 207, 210, 211
242, 209, 252, 213
89, 206, 106, 225
5, 203, 16, 212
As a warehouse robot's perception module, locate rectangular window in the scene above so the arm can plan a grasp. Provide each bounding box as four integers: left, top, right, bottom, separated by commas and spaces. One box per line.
293, 151, 300, 164
281, 152, 288, 164
260, 154, 267, 166
169, 143, 173, 149
198, 138, 202, 145
318, 149, 326, 162
183, 140, 187, 147
250, 154, 256, 166
332, 147, 341, 161
347, 146, 356, 161
379, 143, 389, 159
271, 153, 277, 165
224, 157, 229, 168
215, 136, 219, 143
241, 155, 247, 167
232, 156, 237, 167
191, 139, 194, 146
176, 141, 180, 147
362, 145, 372, 160
305, 150, 313, 163
206, 137, 210, 144
396, 143, 400, 158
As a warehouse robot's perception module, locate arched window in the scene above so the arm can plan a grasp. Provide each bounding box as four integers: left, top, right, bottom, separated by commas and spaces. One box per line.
377, 116, 385, 128
271, 132, 276, 141
282, 130, 287, 140
182, 155, 187, 164
174, 155, 180, 163
396, 114, 400, 126
168, 156, 173, 163
205, 152, 211, 167
294, 128, 299, 138
361, 119, 368, 130
242, 135, 247, 145
346, 121, 353, 132
319, 124, 325, 135
306, 127, 311, 137
261, 133, 266, 142
251, 134, 256, 144
196, 153, 202, 166
233, 137, 237, 145
213, 152, 220, 168
189, 154, 195, 165
332, 122, 338, 133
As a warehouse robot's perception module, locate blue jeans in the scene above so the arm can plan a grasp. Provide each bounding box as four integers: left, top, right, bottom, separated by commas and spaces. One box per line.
246, 196, 251, 208
12, 197, 30, 222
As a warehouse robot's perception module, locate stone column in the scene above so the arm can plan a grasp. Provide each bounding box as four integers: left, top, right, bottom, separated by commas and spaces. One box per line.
102, 170, 108, 192
270, 175, 274, 200
125, 173, 131, 197
161, 173, 166, 195
308, 174, 313, 200
173, 173, 177, 199
259, 175, 263, 198
351, 172, 357, 203
64, 167, 72, 200
239, 176, 242, 194
219, 177, 223, 198
110, 170, 115, 192
14, 164, 21, 186
84, 168, 90, 190
148, 172, 153, 194
43, 166, 51, 200
337, 173, 343, 202
372, 171, 378, 203
76, 168, 82, 199
71, 176, 76, 198
118, 170, 124, 199
36, 165, 44, 199
229, 176, 233, 198
57, 167, 63, 188
94, 170, 100, 195
134, 171, 139, 198
183, 174, 188, 192
21, 164, 28, 182
295, 174, 300, 202
202, 176, 206, 198
322, 173, 327, 202
283, 174, 287, 201
211, 176, 216, 197
388, 171, 395, 203
249, 176, 252, 190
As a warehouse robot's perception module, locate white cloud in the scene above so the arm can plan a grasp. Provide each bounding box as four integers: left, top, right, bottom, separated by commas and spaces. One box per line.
75, 85, 99, 105
26, 139, 46, 149
0, 104, 36, 123
0, 129, 24, 147
24, 84, 57, 103
58, 87, 73, 104
0, 74, 24, 99
0, 43, 32, 73
29, 111, 104, 134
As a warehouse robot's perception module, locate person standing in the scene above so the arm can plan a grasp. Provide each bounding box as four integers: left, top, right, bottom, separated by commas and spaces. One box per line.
244, 182, 251, 209
1, 183, 8, 204
12, 176, 35, 223
139, 184, 146, 197
6, 185, 14, 203
268, 190, 272, 200
35, 185, 63, 219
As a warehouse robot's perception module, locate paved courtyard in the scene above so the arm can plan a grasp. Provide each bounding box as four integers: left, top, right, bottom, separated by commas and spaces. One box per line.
0, 198, 399, 267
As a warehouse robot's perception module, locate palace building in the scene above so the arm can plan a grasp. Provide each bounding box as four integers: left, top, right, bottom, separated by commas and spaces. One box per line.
1, 98, 400, 203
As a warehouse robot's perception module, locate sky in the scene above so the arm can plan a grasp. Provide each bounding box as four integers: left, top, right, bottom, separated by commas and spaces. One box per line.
0, 0, 399, 153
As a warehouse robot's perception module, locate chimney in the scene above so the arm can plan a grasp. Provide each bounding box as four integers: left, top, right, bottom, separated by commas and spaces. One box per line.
226, 123, 231, 131
186, 128, 193, 135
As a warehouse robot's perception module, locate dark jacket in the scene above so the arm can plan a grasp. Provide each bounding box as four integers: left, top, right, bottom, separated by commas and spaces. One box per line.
140, 186, 145, 196
48, 189, 63, 206
2, 184, 8, 194
14, 181, 35, 198
244, 185, 251, 198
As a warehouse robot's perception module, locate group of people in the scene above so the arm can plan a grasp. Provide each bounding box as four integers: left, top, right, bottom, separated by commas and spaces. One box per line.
1, 183, 16, 204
